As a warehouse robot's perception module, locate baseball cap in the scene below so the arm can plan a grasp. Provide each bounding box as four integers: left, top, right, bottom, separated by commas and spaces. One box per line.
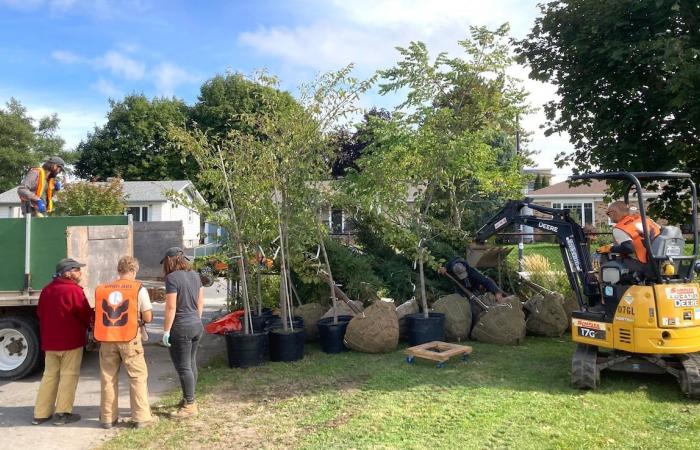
452, 262, 468, 280
160, 247, 190, 264
45, 156, 66, 170
55, 258, 86, 274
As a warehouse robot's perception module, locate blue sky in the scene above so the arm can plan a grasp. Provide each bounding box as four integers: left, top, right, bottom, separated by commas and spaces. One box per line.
0, 0, 572, 180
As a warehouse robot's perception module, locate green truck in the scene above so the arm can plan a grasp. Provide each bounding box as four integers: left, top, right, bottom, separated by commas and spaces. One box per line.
0, 215, 132, 380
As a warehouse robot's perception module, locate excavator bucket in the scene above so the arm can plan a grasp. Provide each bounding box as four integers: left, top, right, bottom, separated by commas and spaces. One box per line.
466, 243, 512, 268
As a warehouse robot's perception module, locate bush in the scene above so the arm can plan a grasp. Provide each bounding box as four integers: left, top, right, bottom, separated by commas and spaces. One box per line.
54, 179, 126, 216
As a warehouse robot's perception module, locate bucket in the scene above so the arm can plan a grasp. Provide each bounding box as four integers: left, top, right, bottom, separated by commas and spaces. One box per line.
269, 328, 305, 362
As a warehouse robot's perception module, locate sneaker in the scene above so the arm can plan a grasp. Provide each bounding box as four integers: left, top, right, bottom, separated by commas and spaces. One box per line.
101, 419, 118, 429
31, 416, 52, 425
53, 413, 81, 426
134, 415, 160, 429
170, 401, 197, 419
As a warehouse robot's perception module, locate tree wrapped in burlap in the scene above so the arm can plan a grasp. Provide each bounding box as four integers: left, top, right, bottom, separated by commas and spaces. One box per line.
294, 303, 326, 341
432, 294, 471, 342
471, 294, 526, 345
396, 298, 419, 341
562, 296, 578, 328
523, 293, 569, 337
344, 301, 399, 353
321, 300, 364, 319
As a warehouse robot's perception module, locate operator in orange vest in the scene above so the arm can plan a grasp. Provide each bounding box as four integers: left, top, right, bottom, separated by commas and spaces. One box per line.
17, 156, 65, 216
94, 256, 157, 429
598, 201, 661, 274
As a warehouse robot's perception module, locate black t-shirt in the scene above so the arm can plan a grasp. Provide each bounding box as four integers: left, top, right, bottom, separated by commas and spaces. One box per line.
165, 270, 202, 326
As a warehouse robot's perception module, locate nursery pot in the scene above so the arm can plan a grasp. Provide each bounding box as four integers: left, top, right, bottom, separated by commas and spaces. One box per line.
407, 312, 446, 346
265, 316, 304, 332
316, 315, 353, 354
250, 309, 273, 333
269, 327, 306, 362
225, 331, 269, 369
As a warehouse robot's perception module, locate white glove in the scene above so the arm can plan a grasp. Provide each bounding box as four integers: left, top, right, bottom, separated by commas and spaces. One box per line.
162, 330, 171, 347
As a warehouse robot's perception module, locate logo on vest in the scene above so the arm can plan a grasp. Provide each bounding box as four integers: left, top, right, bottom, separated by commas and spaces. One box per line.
102, 296, 130, 327
108, 291, 123, 305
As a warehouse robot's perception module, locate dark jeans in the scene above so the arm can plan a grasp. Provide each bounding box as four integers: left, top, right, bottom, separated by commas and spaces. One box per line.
168, 321, 204, 403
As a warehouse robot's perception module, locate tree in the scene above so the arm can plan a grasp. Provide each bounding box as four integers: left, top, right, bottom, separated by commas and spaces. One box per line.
329, 108, 391, 177
54, 179, 127, 216
533, 174, 543, 191
0, 98, 66, 192
517, 0, 700, 222
346, 26, 528, 317
74, 95, 191, 182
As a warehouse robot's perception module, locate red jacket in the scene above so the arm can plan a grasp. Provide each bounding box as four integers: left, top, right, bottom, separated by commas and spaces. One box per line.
36, 277, 94, 351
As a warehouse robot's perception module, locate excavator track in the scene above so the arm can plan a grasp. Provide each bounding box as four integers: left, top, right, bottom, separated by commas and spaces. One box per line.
680, 353, 700, 400
571, 343, 600, 390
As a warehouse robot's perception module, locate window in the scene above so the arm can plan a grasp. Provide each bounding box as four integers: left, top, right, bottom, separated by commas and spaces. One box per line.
551, 201, 594, 226
127, 206, 149, 222
331, 209, 343, 234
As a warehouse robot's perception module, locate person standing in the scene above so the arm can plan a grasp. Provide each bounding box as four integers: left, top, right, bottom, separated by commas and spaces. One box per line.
160, 247, 204, 419
17, 156, 65, 216
32, 258, 92, 426
95, 256, 156, 429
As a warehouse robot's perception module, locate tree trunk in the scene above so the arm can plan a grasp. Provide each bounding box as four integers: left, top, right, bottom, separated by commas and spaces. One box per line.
316, 223, 338, 324
418, 246, 429, 319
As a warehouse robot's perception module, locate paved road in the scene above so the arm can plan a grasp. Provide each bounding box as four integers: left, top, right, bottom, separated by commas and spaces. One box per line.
0, 281, 229, 450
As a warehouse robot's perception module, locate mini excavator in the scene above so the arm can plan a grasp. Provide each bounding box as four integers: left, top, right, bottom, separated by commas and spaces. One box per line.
475, 172, 700, 398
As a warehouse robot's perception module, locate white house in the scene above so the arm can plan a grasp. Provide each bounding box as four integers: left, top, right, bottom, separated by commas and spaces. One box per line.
0, 180, 205, 247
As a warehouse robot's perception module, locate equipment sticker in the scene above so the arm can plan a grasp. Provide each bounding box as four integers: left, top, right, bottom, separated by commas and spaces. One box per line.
494, 218, 507, 230
666, 287, 699, 308
572, 319, 605, 330
573, 319, 608, 340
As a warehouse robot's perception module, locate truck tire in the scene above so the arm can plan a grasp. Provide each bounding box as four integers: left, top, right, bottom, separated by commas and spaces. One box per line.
0, 315, 42, 380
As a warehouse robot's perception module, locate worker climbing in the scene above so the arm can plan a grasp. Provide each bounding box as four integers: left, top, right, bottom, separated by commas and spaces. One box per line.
17, 156, 65, 217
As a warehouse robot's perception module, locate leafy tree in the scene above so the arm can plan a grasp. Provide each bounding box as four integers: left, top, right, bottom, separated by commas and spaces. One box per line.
517, 0, 700, 222
54, 179, 126, 216
533, 174, 543, 191
329, 108, 391, 177
74, 95, 191, 182
0, 98, 66, 192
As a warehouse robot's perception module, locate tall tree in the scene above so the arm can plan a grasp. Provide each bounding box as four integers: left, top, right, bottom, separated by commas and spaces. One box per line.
517, 0, 700, 222
74, 95, 190, 182
0, 98, 66, 192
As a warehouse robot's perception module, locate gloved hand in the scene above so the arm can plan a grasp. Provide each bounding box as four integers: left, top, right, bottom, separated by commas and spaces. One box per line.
162, 330, 171, 348
54, 180, 62, 191
597, 244, 612, 254
35, 199, 47, 213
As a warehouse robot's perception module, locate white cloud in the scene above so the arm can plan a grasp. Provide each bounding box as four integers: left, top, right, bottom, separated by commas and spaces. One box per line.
91, 78, 121, 98
98, 50, 146, 80
51, 49, 83, 64
151, 62, 199, 96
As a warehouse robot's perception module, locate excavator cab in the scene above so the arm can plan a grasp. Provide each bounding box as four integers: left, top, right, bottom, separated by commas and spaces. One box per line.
475, 171, 700, 398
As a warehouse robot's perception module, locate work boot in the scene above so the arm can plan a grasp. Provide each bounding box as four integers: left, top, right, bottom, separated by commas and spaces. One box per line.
31, 416, 52, 425
53, 413, 81, 426
134, 415, 160, 429
170, 401, 197, 419
101, 419, 118, 429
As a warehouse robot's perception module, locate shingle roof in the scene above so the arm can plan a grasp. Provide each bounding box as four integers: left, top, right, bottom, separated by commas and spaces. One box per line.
0, 180, 195, 205
529, 179, 609, 196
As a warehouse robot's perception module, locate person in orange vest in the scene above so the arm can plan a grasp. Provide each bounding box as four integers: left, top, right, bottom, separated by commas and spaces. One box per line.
17, 156, 65, 216
94, 256, 157, 429
598, 201, 661, 275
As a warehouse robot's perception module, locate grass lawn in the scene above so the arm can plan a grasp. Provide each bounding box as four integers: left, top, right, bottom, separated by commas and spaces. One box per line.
102, 336, 700, 450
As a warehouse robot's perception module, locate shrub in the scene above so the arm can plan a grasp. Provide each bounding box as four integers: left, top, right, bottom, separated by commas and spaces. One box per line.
54, 179, 126, 216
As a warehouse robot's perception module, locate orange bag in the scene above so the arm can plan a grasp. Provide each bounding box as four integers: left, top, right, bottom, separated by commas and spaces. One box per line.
205, 310, 244, 335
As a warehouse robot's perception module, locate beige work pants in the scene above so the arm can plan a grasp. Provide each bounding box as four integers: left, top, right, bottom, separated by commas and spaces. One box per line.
33, 347, 84, 418
99, 337, 152, 424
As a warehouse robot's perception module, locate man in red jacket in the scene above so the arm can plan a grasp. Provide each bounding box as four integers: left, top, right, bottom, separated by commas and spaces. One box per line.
32, 258, 93, 426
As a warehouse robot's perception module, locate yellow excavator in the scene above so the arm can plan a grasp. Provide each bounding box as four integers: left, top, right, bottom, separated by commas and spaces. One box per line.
475, 172, 700, 398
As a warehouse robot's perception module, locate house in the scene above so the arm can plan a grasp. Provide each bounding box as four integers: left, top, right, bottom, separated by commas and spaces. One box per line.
0, 180, 205, 248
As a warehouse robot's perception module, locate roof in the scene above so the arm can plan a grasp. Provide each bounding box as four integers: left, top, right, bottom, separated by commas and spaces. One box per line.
528, 179, 609, 196
0, 180, 199, 205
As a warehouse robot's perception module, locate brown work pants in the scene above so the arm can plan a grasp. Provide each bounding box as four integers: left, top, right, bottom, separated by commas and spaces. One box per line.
99, 337, 152, 424
33, 347, 84, 418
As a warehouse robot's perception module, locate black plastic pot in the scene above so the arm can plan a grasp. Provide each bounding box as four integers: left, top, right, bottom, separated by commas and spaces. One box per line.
407, 312, 446, 346
225, 331, 269, 369
250, 309, 273, 333
265, 316, 304, 332
269, 328, 305, 362
317, 315, 353, 354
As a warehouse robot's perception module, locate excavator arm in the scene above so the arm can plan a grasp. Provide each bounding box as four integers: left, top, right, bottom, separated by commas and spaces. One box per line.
475, 199, 600, 310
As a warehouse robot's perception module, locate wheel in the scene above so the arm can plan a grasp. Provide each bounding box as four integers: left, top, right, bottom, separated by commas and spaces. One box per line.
680, 353, 700, 399
462, 354, 470, 362
0, 315, 42, 380
437, 362, 445, 369
406, 356, 415, 364
571, 343, 599, 390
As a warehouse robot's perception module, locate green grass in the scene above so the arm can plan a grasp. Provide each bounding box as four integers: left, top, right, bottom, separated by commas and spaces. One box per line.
102, 337, 700, 450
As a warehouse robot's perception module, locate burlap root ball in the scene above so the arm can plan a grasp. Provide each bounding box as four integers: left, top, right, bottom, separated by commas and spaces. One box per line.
432, 294, 471, 342
396, 298, 419, 341
344, 301, 399, 353
524, 293, 569, 337
471, 301, 526, 345
294, 303, 326, 341
321, 300, 364, 319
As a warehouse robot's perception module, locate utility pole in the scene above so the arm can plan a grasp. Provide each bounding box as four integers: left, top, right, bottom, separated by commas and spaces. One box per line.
516, 114, 524, 272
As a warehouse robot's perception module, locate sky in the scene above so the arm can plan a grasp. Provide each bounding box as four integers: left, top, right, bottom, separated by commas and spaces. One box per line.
0, 0, 573, 181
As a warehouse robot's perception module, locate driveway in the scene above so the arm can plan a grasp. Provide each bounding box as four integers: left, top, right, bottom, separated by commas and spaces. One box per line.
0, 280, 229, 450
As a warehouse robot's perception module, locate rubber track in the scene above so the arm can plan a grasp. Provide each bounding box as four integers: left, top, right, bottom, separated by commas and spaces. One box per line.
681, 353, 700, 400
571, 344, 599, 390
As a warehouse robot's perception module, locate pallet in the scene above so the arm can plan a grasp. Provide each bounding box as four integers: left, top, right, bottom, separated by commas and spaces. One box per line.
405, 341, 473, 368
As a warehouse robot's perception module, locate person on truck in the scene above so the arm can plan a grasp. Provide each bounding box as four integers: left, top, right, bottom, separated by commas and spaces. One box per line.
94, 256, 157, 429
32, 258, 92, 426
17, 156, 65, 216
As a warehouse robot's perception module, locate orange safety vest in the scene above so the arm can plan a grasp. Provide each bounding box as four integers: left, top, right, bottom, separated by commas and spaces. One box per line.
25, 167, 55, 213
94, 279, 141, 342
614, 214, 661, 263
